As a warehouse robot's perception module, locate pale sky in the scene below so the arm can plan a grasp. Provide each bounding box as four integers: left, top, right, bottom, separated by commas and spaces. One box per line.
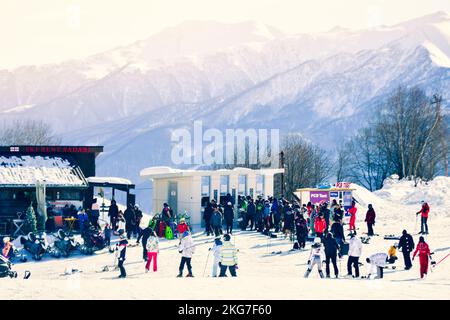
1, 0, 450, 69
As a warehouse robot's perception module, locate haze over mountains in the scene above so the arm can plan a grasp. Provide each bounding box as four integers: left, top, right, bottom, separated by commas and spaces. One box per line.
1, 12, 449, 207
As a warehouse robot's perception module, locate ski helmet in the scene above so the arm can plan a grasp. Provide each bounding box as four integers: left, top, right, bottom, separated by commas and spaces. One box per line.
223, 234, 231, 241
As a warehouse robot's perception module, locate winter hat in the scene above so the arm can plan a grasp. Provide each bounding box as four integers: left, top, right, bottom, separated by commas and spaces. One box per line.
3, 237, 10, 244
214, 238, 222, 245
180, 217, 186, 222
366, 258, 371, 263
313, 237, 321, 244
368, 204, 373, 209
183, 231, 190, 238
227, 202, 232, 206
402, 229, 407, 235
223, 234, 231, 241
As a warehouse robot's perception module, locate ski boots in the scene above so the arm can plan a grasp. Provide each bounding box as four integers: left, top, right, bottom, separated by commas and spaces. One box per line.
186, 273, 194, 277
304, 269, 311, 278
177, 273, 183, 278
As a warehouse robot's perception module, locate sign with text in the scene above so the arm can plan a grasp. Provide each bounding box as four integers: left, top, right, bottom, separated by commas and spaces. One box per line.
310, 191, 329, 204
336, 182, 351, 188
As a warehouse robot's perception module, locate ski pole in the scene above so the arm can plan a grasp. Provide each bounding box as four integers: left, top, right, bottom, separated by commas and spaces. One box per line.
203, 247, 212, 277
433, 252, 450, 267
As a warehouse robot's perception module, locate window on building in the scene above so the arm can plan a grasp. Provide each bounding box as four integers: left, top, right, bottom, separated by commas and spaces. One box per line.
255, 174, 265, 196
201, 176, 211, 197
238, 175, 247, 196
220, 175, 229, 195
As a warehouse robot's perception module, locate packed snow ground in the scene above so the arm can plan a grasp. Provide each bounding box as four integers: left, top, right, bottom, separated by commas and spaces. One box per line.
1, 177, 450, 300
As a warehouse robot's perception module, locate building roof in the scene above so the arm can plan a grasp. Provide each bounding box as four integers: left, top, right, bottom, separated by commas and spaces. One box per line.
87, 176, 134, 186
0, 155, 88, 187
296, 187, 355, 192
140, 166, 284, 180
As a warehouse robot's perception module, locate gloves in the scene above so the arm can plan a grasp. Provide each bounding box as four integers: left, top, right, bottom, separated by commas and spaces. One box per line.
235, 265, 239, 270
219, 262, 222, 267
307, 260, 311, 265
208, 248, 212, 251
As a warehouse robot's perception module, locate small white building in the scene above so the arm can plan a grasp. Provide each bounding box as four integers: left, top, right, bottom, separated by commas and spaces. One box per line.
140, 166, 284, 226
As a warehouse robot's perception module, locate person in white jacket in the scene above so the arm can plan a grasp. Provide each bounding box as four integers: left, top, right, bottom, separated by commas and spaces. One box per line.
347, 234, 363, 278
304, 237, 325, 278
177, 231, 195, 277
210, 237, 223, 277
366, 252, 388, 279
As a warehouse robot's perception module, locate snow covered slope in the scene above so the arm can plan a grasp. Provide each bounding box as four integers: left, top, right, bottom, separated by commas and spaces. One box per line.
3, 178, 450, 299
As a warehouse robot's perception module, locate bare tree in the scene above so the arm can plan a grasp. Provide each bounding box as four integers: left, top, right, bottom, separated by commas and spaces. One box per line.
338, 87, 448, 190
282, 134, 333, 198
0, 119, 61, 145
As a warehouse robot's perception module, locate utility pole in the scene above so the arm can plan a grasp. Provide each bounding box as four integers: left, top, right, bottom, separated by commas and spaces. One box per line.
279, 151, 285, 198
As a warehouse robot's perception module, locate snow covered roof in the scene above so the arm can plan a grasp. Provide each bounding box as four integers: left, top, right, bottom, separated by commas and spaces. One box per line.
0, 156, 88, 187
86, 176, 133, 186
140, 166, 284, 179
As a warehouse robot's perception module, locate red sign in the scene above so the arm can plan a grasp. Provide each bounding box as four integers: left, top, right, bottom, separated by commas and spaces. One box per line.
23, 146, 92, 153
336, 182, 351, 188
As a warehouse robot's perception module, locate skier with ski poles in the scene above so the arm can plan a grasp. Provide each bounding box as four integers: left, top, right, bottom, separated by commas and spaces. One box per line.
397, 229, 415, 270
208, 236, 223, 277
177, 231, 195, 277
412, 236, 431, 279
416, 201, 430, 235
304, 237, 325, 278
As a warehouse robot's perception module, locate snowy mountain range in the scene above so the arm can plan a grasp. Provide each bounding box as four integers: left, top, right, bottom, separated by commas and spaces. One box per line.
1, 12, 450, 205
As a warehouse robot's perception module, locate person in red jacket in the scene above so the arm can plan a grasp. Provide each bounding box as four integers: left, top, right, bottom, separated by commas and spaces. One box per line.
416, 201, 430, 235
314, 214, 326, 240
176, 218, 190, 239
348, 201, 357, 235
412, 236, 431, 279
364, 204, 376, 236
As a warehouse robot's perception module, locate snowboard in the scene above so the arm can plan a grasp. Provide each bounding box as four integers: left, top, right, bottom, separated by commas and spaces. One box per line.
384, 234, 400, 240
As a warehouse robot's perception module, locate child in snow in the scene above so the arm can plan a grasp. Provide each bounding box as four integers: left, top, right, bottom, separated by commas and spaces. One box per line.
387, 244, 398, 264
219, 234, 238, 277
210, 236, 223, 277
116, 229, 128, 278
304, 237, 325, 278
412, 236, 431, 279
176, 218, 190, 239
366, 252, 388, 279
178, 231, 195, 277
145, 230, 159, 273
